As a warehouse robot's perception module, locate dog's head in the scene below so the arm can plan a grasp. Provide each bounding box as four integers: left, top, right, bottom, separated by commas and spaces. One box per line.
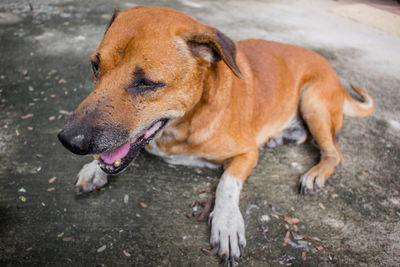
58, 6, 242, 174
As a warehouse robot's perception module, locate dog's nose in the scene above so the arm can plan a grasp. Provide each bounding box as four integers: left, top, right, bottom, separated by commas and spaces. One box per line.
58, 123, 92, 155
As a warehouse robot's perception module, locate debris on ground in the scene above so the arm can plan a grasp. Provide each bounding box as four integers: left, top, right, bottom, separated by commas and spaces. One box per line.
48, 177, 56, 183
18, 188, 26, 193
122, 250, 131, 257
187, 188, 214, 221
260, 214, 271, 222
97, 245, 106, 253
21, 113, 33, 119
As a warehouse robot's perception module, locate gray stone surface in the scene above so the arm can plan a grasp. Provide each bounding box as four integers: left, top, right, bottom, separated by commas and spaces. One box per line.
0, 0, 399, 266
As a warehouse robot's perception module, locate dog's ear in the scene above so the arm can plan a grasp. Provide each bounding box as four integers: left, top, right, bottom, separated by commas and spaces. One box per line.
104, 8, 120, 34
186, 27, 242, 78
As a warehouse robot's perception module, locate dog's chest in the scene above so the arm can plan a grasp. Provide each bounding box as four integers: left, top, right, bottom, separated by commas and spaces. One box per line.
145, 139, 220, 169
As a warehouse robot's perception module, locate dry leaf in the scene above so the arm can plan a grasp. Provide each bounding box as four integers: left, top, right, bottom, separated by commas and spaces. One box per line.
57, 232, 64, 238
302, 251, 306, 261
21, 113, 33, 119
47, 187, 55, 192
283, 231, 290, 246
48, 177, 56, 183
319, 203, 326, 210
316, 246, 324, 251
140, 202, 147, 208
284, 216, 300, 225
59, 110, 72, 116
62, 237, 72, 242
97, 245, 106, 253
122, 250, 131, 257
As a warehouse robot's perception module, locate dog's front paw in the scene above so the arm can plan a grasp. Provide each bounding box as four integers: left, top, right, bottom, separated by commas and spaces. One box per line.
75, 160, 108, 193
298, 166, 327, 194
205, 206, 246, 266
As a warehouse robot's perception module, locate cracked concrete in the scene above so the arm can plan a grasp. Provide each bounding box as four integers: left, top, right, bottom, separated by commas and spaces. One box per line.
0, 0, 399, 266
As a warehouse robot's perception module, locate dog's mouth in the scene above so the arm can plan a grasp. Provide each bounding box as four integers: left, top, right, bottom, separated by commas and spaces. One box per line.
96, 119, 169, 174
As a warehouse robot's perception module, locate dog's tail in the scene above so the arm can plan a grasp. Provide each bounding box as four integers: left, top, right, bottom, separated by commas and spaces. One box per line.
343, 85, 374, 117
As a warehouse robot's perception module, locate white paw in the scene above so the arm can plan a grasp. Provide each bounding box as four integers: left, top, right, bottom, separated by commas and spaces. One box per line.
75, 160, 108, 193
207, 175, 246, 265
209, 205, 246, 260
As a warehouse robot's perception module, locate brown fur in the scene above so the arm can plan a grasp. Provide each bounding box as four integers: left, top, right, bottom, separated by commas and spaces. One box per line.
74, 6, 374, 192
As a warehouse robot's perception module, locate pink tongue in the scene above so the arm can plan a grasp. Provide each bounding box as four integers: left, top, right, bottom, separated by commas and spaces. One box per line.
100, 142, 131, 164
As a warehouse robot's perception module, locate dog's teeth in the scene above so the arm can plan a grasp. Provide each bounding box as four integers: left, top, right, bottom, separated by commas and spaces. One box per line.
93, 155, 100, 160
114, 159, 121, 167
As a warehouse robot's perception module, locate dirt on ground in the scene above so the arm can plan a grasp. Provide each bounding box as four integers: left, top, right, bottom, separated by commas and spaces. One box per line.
0, 0, 399, 266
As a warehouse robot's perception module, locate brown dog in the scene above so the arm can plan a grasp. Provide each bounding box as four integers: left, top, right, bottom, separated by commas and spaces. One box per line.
58, 6, 374, 265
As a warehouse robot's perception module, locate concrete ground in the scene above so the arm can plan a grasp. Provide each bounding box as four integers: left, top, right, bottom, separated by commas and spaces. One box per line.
0, 0, 399, 266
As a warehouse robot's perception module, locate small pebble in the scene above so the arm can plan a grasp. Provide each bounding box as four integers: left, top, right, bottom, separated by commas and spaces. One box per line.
18, 188, 26, 193
290, 162, 302, 169
260, 214, 271, 222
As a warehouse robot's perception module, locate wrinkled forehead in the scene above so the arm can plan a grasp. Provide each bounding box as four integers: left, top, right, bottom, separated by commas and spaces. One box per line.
92, 7, 200, 74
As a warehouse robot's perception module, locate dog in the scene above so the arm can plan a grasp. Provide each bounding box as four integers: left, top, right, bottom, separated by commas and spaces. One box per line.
58, 6, 374, 265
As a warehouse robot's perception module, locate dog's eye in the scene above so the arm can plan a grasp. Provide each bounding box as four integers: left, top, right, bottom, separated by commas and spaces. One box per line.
91, 60, 100, 79
128, 78, 165, 94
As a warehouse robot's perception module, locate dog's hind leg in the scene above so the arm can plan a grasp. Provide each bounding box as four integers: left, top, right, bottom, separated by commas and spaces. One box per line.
298, 82, 344, 194
75, 160, 108, 193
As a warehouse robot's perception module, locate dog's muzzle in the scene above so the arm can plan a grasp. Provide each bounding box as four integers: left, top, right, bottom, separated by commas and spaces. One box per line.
58, 119, 169, 175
